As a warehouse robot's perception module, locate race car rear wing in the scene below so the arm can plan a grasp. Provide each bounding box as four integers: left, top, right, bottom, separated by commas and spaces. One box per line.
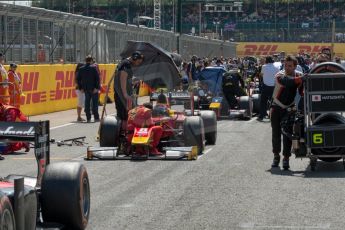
0, 121, 50, 187
150, 91, 190, 102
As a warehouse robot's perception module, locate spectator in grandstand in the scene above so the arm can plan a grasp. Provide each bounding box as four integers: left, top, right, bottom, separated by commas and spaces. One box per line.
257, 56, 279, 121
0, 53, 9, 105
75, 63, 85, 122
7, 63, 22, 109
77, 55, 100, 123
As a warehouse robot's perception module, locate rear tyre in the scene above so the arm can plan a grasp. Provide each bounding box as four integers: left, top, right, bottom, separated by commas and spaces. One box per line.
220, 98, 229, 116
312, 114, 345, 162
100, 116, 121, 147
0, 193, 16, 230
200, 111, 217, 145
251, 94, 261, 114
238, 96, 253, 119
41, 162, 90, 230
183, 116, 205, 154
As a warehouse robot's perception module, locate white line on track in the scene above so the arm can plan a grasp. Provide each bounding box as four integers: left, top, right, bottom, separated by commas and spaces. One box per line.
198, 147, 213, 159
49, 113, 116, 130
50, 123, 74, 130
239, 223, 331, 229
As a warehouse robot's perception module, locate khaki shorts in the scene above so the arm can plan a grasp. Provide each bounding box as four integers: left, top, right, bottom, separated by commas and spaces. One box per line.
76, 89, 85, 108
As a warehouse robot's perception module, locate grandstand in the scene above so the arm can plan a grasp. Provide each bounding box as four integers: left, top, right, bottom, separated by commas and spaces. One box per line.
33, 0, 345, 43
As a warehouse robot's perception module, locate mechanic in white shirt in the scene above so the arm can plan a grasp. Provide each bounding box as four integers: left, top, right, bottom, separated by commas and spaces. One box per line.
257, 55, 280, 121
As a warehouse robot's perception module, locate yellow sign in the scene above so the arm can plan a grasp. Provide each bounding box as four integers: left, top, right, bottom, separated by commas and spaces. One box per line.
313, 133, 323, 144
237, 42, 345, 58
10, 64, 116, 116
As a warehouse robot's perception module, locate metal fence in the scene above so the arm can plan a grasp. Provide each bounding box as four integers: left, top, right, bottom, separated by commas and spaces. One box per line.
0, 3, 236, 64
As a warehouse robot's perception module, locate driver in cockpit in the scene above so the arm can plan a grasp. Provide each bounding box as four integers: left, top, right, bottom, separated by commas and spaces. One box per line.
153, 93, 170, 117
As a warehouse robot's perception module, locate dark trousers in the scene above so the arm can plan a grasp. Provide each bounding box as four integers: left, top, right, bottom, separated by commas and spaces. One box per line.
259, 84, 274, 119
270, 106, 292, 157
85, 92, 99, 121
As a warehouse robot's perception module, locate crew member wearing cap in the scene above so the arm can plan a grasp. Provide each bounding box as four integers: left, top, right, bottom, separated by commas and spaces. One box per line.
114, 51, 144, 130
77, 55, 101, 122
8, 63, 22, 108
0, 53, 9, 104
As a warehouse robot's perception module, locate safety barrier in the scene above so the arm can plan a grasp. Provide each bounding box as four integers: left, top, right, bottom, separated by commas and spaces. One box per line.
7, 64, 115, 116
237, 42, 345, 58
6, 64, 151, 116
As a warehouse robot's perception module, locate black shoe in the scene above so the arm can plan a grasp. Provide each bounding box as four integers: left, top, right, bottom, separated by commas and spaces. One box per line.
282, 158, 290, 170
86, 119, 91, 123
94, 118, 100, 122
271, 155, 280, 167
257, 117, 263, 122
0, 155, 4, 160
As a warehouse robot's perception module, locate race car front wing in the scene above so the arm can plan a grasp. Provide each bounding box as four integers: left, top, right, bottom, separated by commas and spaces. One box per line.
85, 146, 198, 160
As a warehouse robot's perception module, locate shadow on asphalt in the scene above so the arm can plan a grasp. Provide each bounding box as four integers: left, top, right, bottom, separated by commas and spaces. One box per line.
5, 151, 28, 156
267, 161, 345, 178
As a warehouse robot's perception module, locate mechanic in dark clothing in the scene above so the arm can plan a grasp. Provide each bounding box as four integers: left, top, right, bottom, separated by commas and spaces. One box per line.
187, 55, 198, 83
270, 55, 304, 170
114, 51, 144, 130
222, 70, 246, 109
77, 55, 100, 123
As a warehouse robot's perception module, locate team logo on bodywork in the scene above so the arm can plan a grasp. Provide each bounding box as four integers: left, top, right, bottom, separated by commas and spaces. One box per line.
312, 95, 321, 102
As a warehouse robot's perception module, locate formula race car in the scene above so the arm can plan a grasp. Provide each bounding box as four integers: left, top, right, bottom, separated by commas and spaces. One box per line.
88, 41, 217, 160
191, 67, 253, 119
89, 92, 217, 160
282, 62, 345, 171
0, 120, 90, 229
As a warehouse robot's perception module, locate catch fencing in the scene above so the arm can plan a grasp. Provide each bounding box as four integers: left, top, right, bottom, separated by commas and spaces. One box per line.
0, 3, 236, 64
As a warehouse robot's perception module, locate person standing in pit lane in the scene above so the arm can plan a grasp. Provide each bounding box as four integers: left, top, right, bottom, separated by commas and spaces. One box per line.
7, 63, 23, 109
114, 51, 144, 131
270, 55, 304, 170
0, 53, 9, 105
257, 56, 280, 121
75, 62, 86, 122
77, 55, 101, 123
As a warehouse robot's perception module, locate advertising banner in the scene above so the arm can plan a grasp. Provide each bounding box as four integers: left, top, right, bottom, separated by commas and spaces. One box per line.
10, 64, 116, 116
237, 42, 345, 58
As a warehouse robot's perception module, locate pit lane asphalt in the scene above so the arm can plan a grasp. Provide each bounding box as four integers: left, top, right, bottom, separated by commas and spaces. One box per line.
2, 107, 345, 230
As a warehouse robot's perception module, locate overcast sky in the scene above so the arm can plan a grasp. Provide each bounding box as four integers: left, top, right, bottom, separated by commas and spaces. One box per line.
0, 1, 31, 6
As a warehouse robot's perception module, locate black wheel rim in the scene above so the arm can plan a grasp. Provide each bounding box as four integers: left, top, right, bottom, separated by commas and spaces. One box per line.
82, 177, 90, 218
2, 209, 15, 230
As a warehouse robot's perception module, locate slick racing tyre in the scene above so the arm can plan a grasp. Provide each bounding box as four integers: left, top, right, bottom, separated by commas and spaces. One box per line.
184, 116, 205, 154
200, 110, 217, 145
100, 116, 121, 147
238, 96, 253, 119
251, 94, 261, 114
0, 193, 15, 230
310, 62, 345, 74
41, 162, 90, 230
311, 114, 345, 162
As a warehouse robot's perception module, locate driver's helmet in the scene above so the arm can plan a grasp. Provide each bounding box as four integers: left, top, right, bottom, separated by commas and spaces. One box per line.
152, 104, 169, 117
157, 93, 168, 104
